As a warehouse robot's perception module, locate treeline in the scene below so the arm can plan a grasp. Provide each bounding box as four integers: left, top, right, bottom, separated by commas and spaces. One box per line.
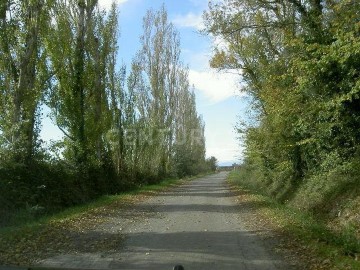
0, 1, 212, 225
204, 0, 360, 211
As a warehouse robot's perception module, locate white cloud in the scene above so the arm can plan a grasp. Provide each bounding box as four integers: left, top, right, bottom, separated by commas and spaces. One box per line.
98, 0, 128, 10
172, 12, 204, 30
189, 69, 242, 103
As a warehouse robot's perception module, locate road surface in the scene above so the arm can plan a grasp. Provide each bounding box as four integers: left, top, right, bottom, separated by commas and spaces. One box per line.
38, 172, 293, 270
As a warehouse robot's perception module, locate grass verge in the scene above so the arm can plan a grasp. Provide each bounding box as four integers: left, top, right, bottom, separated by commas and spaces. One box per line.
1, 174, 203, 233
0, 174, 207, 266
228, 170, 360, 270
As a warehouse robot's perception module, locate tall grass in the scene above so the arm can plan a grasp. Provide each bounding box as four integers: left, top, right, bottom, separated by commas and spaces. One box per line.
228, 170, 360, 269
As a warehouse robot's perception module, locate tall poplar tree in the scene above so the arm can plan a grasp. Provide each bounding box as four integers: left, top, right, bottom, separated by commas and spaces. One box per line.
47, 0, 118, 170
130, 5, 207, 180
0, 0, 50, 163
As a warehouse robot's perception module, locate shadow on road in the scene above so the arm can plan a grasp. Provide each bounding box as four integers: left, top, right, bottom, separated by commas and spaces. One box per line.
35, 172, 294, 270
136, 201, 269, 214
111, 230, 288, 270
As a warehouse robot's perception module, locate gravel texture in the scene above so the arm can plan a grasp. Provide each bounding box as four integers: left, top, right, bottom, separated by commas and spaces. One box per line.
35, 172, 295, 270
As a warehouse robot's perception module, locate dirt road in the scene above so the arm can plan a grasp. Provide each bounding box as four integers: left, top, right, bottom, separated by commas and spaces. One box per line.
38, 172, 293, 270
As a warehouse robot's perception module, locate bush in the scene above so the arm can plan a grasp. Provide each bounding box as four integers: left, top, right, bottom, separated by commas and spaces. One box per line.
290, 158, 360, 212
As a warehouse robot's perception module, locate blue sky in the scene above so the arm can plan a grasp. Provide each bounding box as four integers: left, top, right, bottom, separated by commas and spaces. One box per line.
41, 0, 246, 166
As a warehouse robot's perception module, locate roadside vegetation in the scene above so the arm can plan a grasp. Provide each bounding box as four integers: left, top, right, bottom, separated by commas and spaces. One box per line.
0, 1, 217, 228
228, 171, 360, 270
0, 174, 205, 265
203, 0, 360, 266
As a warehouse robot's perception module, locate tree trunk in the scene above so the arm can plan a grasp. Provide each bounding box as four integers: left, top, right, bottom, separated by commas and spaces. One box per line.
94, 37, 103, 161
13, 0, 42, 162
73, 0, 87, 165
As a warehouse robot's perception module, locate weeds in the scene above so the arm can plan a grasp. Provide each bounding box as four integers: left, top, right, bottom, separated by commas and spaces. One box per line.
0, 174, 202, 233
228, 170, 360, 269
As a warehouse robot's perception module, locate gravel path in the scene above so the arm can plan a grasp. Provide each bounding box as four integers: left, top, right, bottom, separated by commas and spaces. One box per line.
37, 172, 293, 270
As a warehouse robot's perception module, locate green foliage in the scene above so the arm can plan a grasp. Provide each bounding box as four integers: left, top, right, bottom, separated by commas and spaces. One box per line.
228, 171, 360, 267
127, 6, 208, 181
204, 2, 360, 257
206, 156, 218, 172
0, 0, 52, 163
204, 0, 360, 214
0, 2, 210, 226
